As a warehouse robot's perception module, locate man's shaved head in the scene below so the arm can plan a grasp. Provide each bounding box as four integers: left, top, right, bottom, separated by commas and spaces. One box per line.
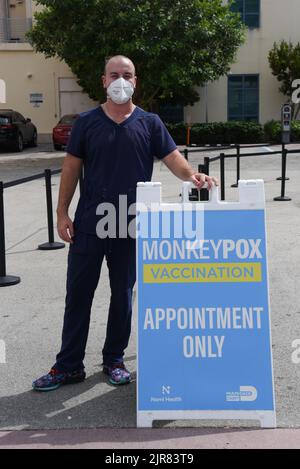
104, 55, 136, 75
102, 55, 137, 97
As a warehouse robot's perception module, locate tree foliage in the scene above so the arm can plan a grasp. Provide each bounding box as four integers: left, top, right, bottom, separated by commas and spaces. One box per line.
27, 0, 245, 110
268, 40, 300, 119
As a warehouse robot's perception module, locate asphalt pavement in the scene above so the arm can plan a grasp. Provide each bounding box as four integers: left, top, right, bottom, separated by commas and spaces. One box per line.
0, 144, 300, 448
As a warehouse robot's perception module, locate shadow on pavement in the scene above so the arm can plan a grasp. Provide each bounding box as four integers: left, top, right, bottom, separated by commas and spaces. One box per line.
0, 370, 136, 432
0, 425, 258, 449
0, 428, 263, 449
0, 365, 265, 448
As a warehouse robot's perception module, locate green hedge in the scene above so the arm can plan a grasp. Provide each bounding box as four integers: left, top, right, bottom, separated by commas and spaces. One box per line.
263, 120, 300, 143
165, 121, 265, 145
165, 120, 300, 145
165, 123, 187, 145
191, 122, 265, 145
292, 121, 300, 141
263, 120, 282, 143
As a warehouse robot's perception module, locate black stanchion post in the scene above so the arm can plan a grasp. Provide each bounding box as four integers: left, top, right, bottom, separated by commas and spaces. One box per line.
274, 148, 291, 201
197, 157, 210, 201
0, 181, 21, 287
204, 156, 210, 175
189, 157, 211, 202
38, 169, 65, 250
277, 143, 290, 181
231, 144, 240, 188
184, 148, 189, 161
220, 153, 225, 201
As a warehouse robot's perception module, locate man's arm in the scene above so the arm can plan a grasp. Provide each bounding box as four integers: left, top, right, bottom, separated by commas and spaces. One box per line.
56, 153, 83, 243
162, 149, 218, 190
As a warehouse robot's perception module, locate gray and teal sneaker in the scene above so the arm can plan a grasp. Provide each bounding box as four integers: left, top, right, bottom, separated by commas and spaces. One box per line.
32, 367, 86, 392
103, 362, 131, 385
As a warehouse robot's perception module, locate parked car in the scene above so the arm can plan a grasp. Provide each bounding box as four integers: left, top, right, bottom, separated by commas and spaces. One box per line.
52, 114, 79, 151
0, 109, 38, 152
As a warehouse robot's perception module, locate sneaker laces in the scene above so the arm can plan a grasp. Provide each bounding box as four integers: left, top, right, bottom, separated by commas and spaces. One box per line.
49, 368, 61, 376
110, 363, 125, 370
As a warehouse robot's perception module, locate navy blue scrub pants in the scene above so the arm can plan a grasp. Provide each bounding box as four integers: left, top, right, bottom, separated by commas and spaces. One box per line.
54, 230, 136, 372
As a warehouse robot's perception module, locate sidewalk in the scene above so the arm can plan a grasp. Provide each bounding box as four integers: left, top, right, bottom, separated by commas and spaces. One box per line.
1, 427, 300, 449
0, 146, 300, 447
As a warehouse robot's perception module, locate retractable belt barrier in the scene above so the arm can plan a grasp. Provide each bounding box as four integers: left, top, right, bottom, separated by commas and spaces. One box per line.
136, 180, 276, 428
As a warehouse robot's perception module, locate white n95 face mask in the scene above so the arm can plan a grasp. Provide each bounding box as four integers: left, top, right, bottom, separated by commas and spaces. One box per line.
107, 77, 134, 104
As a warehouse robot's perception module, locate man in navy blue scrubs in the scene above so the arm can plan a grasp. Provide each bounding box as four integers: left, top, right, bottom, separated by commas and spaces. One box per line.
33, 55, 217, 391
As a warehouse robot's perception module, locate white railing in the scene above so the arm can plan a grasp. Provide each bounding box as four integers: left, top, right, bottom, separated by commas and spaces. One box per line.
0, 17, 32, 43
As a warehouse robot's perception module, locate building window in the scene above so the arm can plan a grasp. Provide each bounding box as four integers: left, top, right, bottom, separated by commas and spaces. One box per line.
0, 0, 32, 42
230, 0, 260, 29
228, 75, 259, 122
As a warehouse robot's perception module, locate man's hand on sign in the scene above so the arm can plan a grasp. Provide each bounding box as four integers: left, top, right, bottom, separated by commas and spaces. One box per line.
162, 150, 218, 190
57, 214, 75, 244
190, 173, 219, 190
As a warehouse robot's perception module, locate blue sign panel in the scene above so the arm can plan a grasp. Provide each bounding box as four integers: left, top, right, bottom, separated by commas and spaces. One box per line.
137, 207, 275, 413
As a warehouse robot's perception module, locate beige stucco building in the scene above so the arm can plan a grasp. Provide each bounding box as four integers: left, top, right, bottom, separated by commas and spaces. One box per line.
186, 0, 300, 125
0, 0, 299, 140
0, 0, 97, 142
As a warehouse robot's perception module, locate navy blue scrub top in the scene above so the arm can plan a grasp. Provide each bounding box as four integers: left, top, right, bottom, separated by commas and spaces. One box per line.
66, 105, 177, 234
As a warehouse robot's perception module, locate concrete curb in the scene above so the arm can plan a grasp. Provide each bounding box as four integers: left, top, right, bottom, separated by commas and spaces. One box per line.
1, 428, 300, 449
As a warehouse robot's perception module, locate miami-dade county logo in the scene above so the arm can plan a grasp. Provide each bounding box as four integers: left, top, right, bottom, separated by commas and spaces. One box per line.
150, 385, 182, 403
226, 386, 258, 402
